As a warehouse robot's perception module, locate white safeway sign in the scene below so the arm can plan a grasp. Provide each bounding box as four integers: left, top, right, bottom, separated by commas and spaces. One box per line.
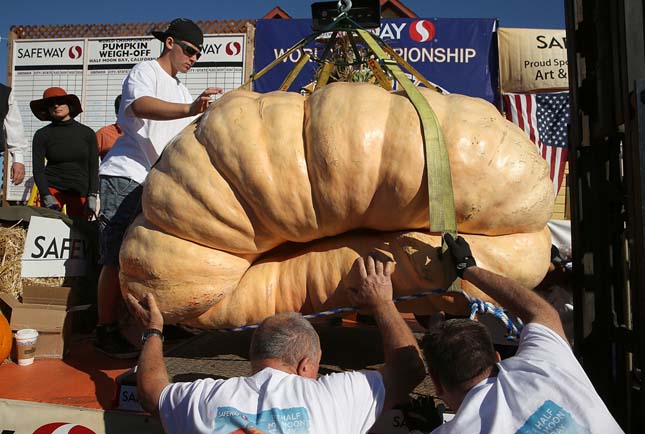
21, 216, 89, 278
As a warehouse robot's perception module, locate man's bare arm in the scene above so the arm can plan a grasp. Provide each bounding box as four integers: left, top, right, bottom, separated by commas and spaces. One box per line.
463, 266, 567, 341
130, 87, 223, 120
125, 293, 169, 417
347, 257, 426, 410
137, 332, 168, 416
444, 234, 567, 342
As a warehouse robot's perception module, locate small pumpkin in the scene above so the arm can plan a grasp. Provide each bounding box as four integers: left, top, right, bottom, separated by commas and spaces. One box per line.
0, 312, 12, 362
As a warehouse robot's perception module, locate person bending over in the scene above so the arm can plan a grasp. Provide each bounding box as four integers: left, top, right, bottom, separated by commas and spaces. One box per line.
424, 234, 623, 433
126, 256, 426, 434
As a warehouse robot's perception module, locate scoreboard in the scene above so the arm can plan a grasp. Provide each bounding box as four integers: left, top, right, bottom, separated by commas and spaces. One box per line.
7, 34, 246, 201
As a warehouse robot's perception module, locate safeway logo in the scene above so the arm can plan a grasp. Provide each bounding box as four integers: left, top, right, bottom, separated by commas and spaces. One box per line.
68, 46, 83, 59
409, 20, 436, 42
226, 41, 241, 56
33, 422, 95, 434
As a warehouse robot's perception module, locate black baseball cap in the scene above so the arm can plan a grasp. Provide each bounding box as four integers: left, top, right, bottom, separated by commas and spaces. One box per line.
152, 18, 204, 50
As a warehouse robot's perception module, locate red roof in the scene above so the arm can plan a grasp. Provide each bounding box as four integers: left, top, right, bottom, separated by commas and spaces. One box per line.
263, 6, 292, 19
381, 0, 418, 18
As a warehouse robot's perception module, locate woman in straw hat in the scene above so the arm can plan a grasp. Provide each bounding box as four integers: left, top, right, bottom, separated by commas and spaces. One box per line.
30, 87, 99, 218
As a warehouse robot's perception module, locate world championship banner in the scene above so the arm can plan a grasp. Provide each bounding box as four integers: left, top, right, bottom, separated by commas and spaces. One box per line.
253, 18, 498, 102
498, 28, 568, 93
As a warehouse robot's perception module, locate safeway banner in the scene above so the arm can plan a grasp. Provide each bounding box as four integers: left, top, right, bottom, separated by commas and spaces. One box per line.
498, 28, 568, 93
0, 398, 163, 434
14, 39, 85, 69
253, 18, 498, 102
21, 216, 88, 277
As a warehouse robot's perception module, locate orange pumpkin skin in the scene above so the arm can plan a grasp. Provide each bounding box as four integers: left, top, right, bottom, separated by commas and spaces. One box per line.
120, 83, 555, 328
0, 313, 12, 362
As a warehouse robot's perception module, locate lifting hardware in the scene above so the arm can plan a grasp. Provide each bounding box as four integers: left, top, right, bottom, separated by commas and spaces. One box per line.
242, 2, 458, 250
337, 0, 352, 13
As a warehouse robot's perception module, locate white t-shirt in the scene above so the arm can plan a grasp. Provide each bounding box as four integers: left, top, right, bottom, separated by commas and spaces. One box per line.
159, 367, 385, 434
432, 323, 624, 434
99, 60, 194, 184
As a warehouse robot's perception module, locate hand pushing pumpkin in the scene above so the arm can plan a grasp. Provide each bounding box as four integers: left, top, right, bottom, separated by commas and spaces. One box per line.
119, 82, 554, 329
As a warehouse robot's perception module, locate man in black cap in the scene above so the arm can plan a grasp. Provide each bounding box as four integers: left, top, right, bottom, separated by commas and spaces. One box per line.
95, 18, 223, 358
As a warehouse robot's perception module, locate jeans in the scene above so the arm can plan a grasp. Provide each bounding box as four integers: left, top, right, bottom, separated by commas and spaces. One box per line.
98, 175, 142, 266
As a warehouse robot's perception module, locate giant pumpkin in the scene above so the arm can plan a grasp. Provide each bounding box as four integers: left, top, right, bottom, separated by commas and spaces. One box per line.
120, 82, 554, 329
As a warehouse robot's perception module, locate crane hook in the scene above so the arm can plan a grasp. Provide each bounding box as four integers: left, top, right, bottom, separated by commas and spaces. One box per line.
337, 0, 352, 14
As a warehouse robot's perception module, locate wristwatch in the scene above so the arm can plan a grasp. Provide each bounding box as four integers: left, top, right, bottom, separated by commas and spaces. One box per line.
141, 328, 164, 344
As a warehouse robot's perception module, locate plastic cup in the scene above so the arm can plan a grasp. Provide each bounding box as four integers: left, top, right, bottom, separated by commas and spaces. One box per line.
15, 329, 38, 366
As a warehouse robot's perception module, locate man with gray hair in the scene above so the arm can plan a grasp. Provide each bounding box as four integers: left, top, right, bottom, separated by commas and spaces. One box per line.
126, 255, 426, 434
248, 312, 321, 377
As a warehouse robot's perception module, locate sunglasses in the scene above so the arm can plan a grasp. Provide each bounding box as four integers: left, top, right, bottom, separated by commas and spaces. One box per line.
174, 39, 202, 60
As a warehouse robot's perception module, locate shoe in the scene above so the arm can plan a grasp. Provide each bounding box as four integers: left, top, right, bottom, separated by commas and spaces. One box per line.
94, 324, 140, 359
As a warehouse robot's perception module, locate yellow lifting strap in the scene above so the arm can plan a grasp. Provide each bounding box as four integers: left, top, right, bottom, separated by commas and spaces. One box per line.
240, 34, 313, 90
367, 58, 393, 91
315, 62, 335, 89
280, 53, 311, 91
355, 29, 457, 236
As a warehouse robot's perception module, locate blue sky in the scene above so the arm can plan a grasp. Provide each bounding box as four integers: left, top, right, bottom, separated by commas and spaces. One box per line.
1, 0, 565, 83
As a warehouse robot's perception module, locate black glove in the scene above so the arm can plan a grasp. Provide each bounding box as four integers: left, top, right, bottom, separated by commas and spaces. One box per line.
395, 395, 444, 432
443, 233, 476, 278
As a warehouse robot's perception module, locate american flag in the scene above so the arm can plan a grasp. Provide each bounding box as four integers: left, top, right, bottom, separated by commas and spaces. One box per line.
502, 92, 570, 196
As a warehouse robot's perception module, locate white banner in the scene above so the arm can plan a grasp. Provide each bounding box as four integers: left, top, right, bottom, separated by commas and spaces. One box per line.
13, 39, 85, 68
21, 216, 88, 277
547, 219, 572, 259
498, 28, 569, 93
87, 37, 159, 67
199, 35, 245, 63
0, 398, 163, 434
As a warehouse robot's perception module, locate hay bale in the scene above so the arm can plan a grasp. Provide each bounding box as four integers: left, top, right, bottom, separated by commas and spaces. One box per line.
0, 224, 64, 299
0, 224, 26, 298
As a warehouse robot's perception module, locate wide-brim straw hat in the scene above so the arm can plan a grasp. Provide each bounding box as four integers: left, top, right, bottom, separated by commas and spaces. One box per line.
30, 87, 83, 121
